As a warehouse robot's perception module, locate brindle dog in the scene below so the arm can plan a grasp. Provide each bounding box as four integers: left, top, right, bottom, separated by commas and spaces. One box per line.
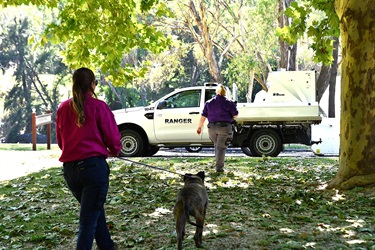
173, 171, 208, 250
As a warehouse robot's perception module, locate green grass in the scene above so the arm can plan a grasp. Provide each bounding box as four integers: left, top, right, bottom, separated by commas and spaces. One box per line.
1, 147, 375, 249
0, 143, 60, 151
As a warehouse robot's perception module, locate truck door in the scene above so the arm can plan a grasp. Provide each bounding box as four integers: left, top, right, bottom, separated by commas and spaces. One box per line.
154, 89, 203, 142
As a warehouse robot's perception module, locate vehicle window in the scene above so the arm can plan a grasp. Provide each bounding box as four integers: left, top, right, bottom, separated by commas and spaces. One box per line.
205, 89, 216, 102
165, 90, 201, 108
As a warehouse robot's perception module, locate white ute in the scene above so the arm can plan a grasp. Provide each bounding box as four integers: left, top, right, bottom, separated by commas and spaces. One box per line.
112, 71, 322, 157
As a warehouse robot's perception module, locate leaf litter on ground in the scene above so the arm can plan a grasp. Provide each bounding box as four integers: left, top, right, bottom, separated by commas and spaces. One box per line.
1, 155, 375, 249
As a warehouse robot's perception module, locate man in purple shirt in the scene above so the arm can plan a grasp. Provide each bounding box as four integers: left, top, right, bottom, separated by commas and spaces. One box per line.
56, 67, 122, 250
197, 84, 238, 172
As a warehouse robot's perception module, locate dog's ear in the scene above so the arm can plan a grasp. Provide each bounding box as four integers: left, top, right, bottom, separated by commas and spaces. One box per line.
197, 171, 205, 181
183, 173, 192, 181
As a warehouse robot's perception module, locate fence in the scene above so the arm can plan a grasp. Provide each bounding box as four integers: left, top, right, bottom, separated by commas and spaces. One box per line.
31, 110, 52, 151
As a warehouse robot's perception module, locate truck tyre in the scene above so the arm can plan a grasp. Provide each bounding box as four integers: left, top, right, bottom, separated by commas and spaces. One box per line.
241, 147, 253, 156
185, 146, 202, 153
249, 129, 282, 157
119, 129, 145, 157
147, 145, 159, 156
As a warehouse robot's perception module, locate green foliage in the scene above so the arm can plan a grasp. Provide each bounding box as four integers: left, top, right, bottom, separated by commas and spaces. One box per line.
39, 0, 171, 86
2, 0, 174, 86
0, 0, 58, 8
218, 0, 279, 92
224, 54, 257, 101
0, 0, 341, 107
0, 11, 69, 142
101, 83, 153, 109
276, 0, 339, 65
1, 149, 375, 249
1, 18, 35, 139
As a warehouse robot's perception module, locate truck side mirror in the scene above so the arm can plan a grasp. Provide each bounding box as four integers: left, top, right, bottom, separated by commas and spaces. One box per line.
157, 100, 167, 109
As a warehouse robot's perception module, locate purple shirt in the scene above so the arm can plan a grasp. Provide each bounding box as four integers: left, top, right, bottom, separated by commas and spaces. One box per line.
202, 95, 238, 123
56, 93, 122, 162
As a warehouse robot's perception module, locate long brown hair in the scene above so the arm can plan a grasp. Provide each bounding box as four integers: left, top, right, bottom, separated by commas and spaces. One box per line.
70, 67, 97, 127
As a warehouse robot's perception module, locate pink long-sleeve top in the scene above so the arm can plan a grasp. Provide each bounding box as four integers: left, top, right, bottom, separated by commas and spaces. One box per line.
56, 93, 122, 162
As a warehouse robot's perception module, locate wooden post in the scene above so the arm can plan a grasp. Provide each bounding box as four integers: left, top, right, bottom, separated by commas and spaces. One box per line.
32, 109, 52, 151
32, 110, 37, 151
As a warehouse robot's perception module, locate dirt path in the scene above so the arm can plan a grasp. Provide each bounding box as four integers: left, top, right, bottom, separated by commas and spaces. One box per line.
0, 149, 62, 181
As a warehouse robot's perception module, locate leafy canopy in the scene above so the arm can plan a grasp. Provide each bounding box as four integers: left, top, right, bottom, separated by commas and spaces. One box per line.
1, 0, 173, 86
276, 0, 340, 65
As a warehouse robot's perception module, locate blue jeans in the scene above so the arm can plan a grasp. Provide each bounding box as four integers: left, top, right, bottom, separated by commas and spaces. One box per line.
63, 156, 115, 250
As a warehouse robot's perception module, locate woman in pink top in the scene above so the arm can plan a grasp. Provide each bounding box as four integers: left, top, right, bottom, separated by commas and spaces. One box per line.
56, 67, 122, 250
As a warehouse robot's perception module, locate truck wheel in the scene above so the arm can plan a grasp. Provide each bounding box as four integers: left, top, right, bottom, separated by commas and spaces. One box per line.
249, 129, 282, 157
119, 129, 145, 157
185, 146, 202, 153
146, 146, 159, 156
241, 147, 253, 156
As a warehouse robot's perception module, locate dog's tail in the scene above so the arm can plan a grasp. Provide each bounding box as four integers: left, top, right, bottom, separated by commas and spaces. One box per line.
184, 203, 204, 228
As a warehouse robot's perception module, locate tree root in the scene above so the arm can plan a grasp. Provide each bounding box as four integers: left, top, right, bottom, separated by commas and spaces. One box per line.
327, 173, 375, 190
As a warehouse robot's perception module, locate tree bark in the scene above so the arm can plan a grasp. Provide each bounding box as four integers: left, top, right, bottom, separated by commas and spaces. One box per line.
247, 70, 254, 103
328, 0, 375, 190
277, 0, 288, 70
189, 0, 223, 83
288, 44, 297, 71
328, 37, 339, 118
190, 65, 200, 86
24, 59, 50, 108
316, 65, 330, 102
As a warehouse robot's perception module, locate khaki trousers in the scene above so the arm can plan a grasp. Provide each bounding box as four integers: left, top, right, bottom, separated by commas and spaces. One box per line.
207, 122, 233, 170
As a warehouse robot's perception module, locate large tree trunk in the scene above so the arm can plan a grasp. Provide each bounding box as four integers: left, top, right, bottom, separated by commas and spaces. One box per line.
328, 0, 375, 190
